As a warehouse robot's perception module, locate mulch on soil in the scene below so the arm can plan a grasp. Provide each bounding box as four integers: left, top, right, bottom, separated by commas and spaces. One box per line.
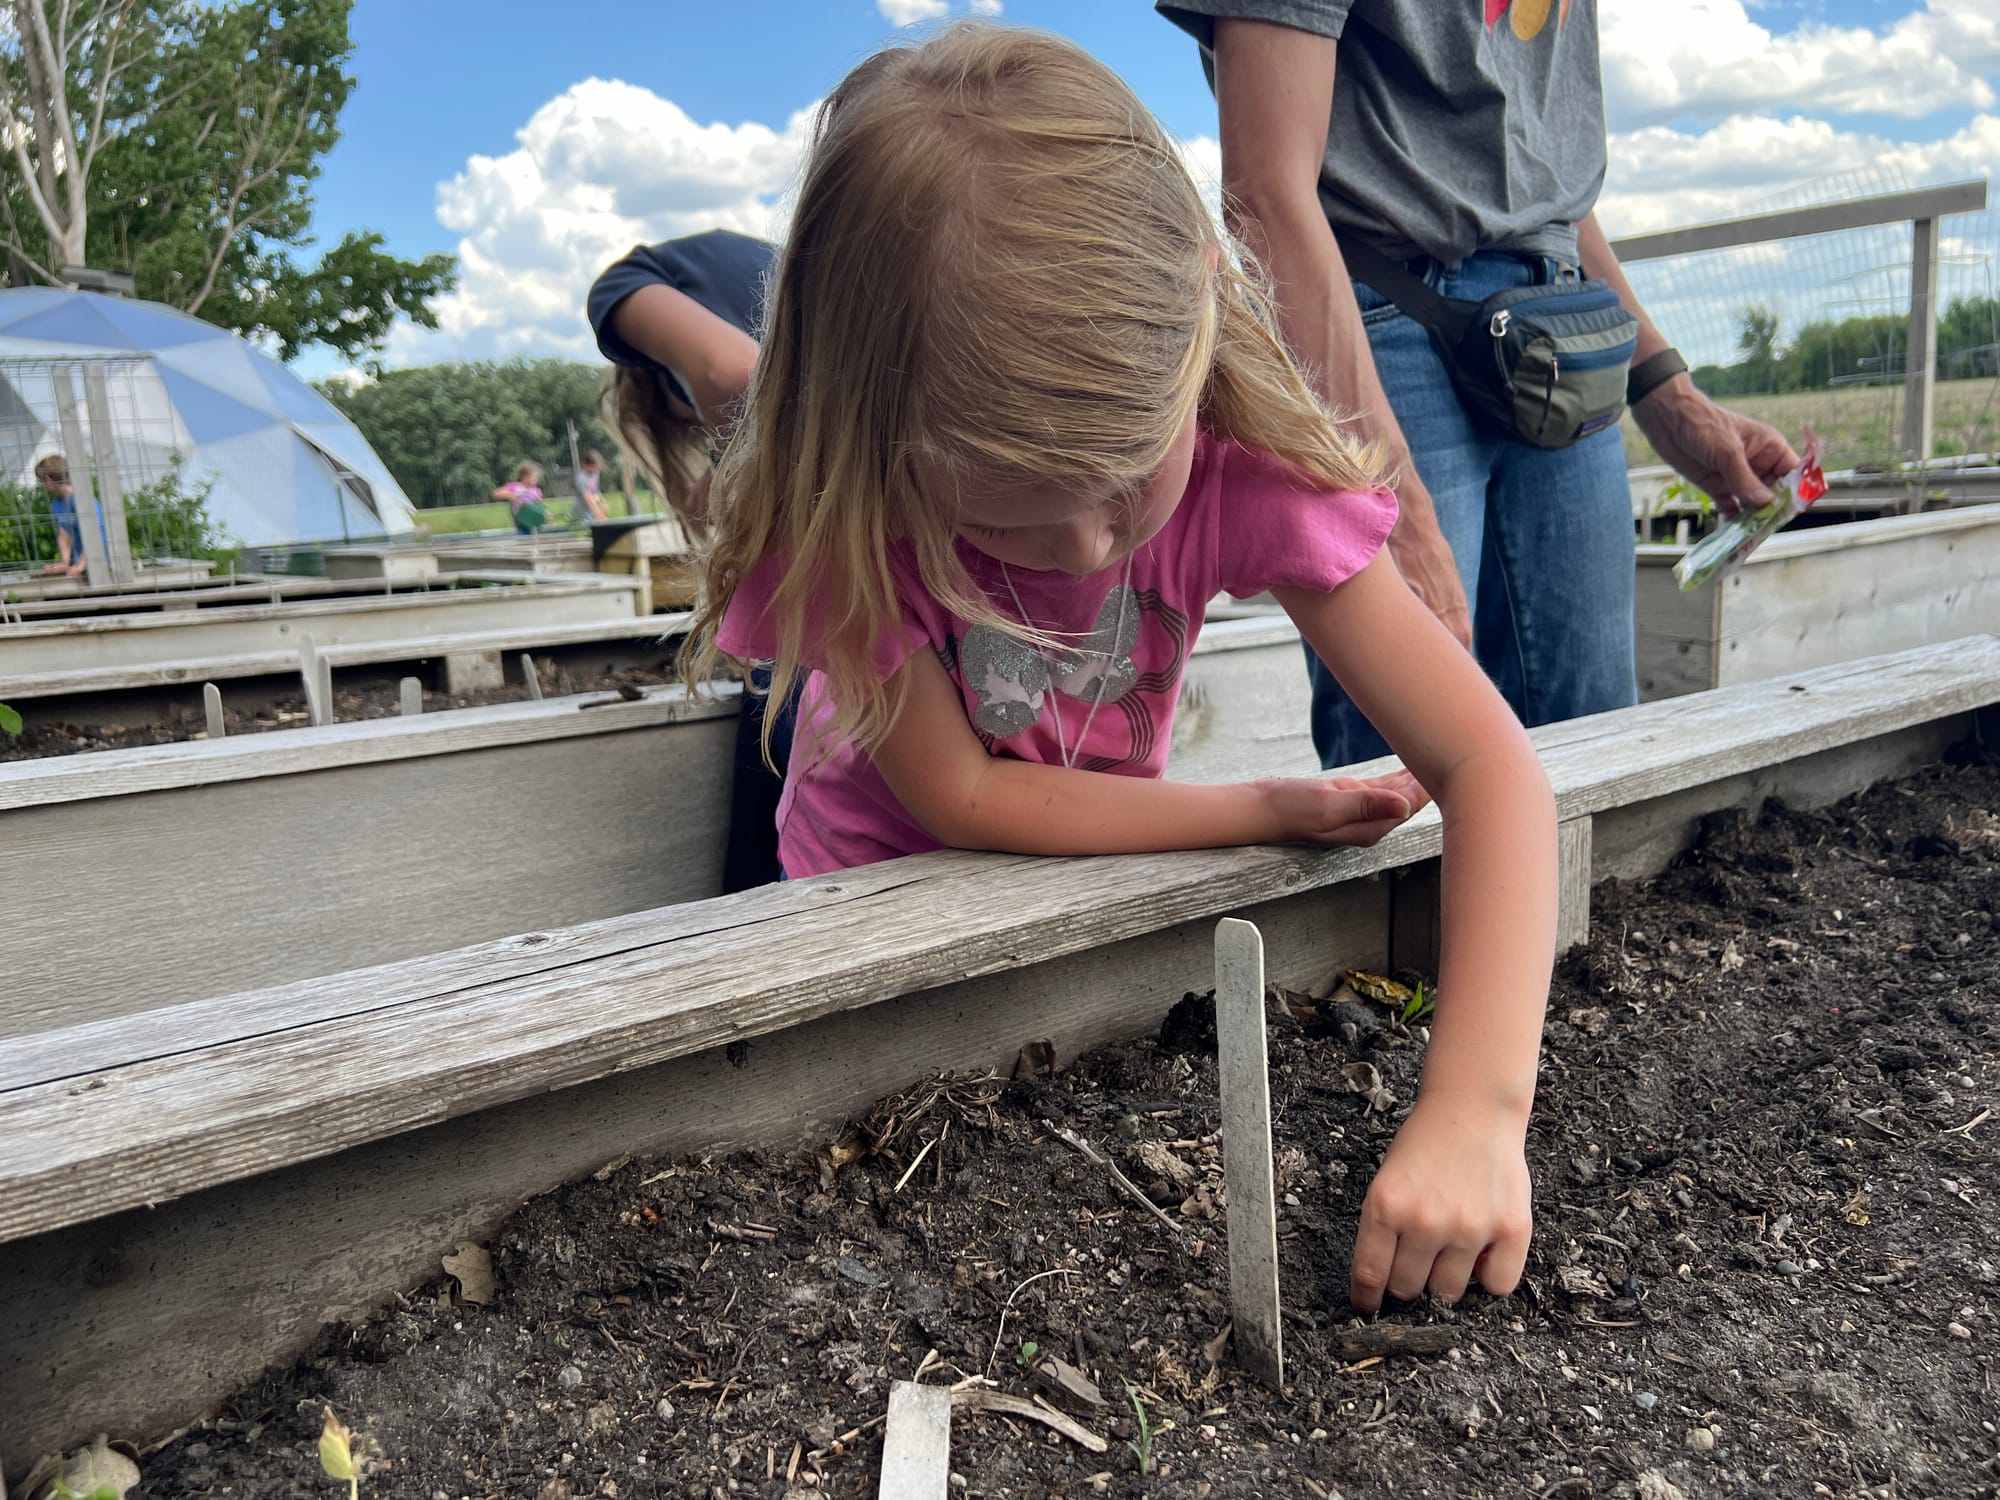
0, 660, 678, 763
130, 758, 1999, 1500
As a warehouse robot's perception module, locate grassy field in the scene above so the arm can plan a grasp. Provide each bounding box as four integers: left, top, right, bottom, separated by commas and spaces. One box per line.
410, 493, 646, 535
1621, 374, 1999, 469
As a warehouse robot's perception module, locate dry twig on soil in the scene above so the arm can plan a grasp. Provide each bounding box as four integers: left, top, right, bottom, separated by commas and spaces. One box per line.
1042, 1119, 1194, 1247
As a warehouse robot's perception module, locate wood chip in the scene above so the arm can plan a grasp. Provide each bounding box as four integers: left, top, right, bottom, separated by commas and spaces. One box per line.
954, 1387, 1107, 1453
1334, 1324, 1459, 1362
1030, 1353, 1106, 1410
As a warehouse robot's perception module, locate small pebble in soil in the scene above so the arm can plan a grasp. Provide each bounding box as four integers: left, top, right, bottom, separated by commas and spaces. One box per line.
657, 1398, 675, 1422
1687, 1427, 1717, 1453
1635, 1392, 1659, 1411
1775, 1260, 1805, 1277
558, 1364, 583, 1390
1948, 1322, 1973, 1340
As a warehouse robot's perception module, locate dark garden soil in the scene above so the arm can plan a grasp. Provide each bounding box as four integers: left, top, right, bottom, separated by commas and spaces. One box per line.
0, 660, 679, 762
131, 758, 2000, 1500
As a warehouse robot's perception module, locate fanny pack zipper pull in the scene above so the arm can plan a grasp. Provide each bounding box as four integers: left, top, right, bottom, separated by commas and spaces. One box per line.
1490, 309, 1511, 338
1537, 351, 1561, 439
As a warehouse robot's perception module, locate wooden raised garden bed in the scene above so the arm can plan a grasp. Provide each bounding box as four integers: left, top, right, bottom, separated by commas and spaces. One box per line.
1636, 505, 2000, 700
1, 636, 1993, 1478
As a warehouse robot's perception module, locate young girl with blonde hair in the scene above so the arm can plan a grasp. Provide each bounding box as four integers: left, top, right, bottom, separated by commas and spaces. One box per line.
690, 24, 1557, 1314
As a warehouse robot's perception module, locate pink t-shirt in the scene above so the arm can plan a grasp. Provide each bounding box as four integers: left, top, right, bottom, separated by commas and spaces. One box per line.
718, 434, 1397, 876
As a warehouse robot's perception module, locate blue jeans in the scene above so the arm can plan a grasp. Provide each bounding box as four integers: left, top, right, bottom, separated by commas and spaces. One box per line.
1306, 252, 1638, 768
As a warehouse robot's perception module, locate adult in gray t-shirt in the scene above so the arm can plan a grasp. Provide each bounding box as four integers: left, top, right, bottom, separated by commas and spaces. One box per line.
1158, 1, 1796, 775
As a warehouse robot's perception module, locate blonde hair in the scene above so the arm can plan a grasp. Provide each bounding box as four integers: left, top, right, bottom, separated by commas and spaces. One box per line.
34, 454, 67, 484
515, 460, 543, 484
686, 23, 1383, 760
599, 367, 712, 535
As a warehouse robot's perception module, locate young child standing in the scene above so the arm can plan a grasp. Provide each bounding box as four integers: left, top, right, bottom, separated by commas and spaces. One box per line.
493, 462, 546, 534
35, 454, 91, 578
574, 450, 609, 523
689, 25, 1557, 1313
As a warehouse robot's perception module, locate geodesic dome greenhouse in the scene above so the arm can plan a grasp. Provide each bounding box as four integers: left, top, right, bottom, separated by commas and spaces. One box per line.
0, 288, 415, 548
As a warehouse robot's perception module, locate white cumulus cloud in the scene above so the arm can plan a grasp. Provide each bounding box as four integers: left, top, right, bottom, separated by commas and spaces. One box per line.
388, 79, 813, 365
1600, 0, 2000, 130
878, 0, 948, 24
1599, 111, 2000, 236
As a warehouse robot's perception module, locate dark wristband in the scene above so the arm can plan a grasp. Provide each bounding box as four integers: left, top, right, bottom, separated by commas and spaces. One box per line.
1627, 347, 1689, 407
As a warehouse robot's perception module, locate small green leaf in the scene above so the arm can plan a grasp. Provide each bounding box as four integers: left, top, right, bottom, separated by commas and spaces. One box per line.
0, 703, 21, 736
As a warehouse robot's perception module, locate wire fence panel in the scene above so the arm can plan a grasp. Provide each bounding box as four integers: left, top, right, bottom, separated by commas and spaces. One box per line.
1618, 168, 1999, 475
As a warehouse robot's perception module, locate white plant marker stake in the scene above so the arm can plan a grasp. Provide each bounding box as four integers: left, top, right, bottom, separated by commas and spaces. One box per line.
202, 682, 225, 740
520, 652, 543, 701
399, 677, 424, 717
1216, 916, 1283, 1388
298, 633, 329, 727
877, 1380, 951, 1500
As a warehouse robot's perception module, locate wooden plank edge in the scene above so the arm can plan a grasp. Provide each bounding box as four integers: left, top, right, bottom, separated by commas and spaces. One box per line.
0, 679, 744, 811
0, 640, 1993, 1241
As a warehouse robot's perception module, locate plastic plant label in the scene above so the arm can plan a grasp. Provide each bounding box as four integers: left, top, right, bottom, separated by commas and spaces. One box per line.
1674, 428, 1826, 592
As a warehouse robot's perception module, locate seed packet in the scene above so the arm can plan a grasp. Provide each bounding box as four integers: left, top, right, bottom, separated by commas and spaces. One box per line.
1674, 428, 1826, 592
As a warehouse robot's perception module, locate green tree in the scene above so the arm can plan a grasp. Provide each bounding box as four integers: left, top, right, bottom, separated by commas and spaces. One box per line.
319, 360, 618, 508
0, 0, 454, 360
1734, 304, 1781, 392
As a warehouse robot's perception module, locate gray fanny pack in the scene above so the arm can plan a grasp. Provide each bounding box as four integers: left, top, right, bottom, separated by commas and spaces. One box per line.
1341, 236, 1640, 451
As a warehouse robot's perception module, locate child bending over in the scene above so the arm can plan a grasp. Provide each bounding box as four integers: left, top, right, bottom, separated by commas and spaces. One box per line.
688, 24, 1557, 1314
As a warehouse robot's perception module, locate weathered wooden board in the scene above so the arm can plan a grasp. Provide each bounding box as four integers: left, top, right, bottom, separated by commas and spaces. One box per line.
0, 883, 1380, 1475
1173, 615, 1316, 783
1636, 508, 2000, 700
0, 577, 645, 677
0, 686, 739, 1033
4, 638, 1993, 1239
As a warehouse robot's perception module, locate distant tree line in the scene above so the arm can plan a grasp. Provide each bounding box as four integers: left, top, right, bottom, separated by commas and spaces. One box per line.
317, 360, 620, 510
1693, 295, 2000, 398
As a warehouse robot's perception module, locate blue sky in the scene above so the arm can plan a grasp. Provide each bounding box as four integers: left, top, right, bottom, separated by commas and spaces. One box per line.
301, 0, 2000, 376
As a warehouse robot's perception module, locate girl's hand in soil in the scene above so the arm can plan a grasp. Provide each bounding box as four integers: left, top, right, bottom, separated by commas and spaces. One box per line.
1349, 1091, 1533, 1312
1258, 769, 1429, 847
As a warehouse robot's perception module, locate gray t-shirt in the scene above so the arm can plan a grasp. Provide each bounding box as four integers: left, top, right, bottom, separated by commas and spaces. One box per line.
1157, 0, 1606, 266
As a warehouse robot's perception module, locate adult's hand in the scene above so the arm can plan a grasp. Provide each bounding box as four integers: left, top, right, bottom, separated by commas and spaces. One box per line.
1386, 469, 1472, 647
1632, 377, 1798, 517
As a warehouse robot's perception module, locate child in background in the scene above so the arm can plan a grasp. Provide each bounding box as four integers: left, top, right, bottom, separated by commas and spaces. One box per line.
35, 454, 89, 577
589, 227, 789, 894
690, 24, 1558, 1313
575, 450, 609, 523
493, 462, 546, 534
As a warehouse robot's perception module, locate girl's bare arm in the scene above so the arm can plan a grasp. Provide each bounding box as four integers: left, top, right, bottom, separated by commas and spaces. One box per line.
1275, 552, 1555, 1311
869, 648, 1424, 858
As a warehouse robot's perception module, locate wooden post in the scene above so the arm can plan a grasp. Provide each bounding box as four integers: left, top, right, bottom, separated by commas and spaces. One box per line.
48, 365, 111, 588
399, 677, 423, 717
1556, 816, 1594, 954
1215, 916, 1283, 1389
1388, 860, 1442, 977
202, 683, 225, 741
1902, 214, 1938, 463
79, 363, 136, 583
877, 1381, 951, 1499
443, 650, 504, 694
520, 653, 543, 701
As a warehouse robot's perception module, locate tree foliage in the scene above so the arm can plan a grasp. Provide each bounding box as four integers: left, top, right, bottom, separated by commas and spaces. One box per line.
1692, 296, 2000, 398
0, 0, 455, 360
318, 360, 618, 509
